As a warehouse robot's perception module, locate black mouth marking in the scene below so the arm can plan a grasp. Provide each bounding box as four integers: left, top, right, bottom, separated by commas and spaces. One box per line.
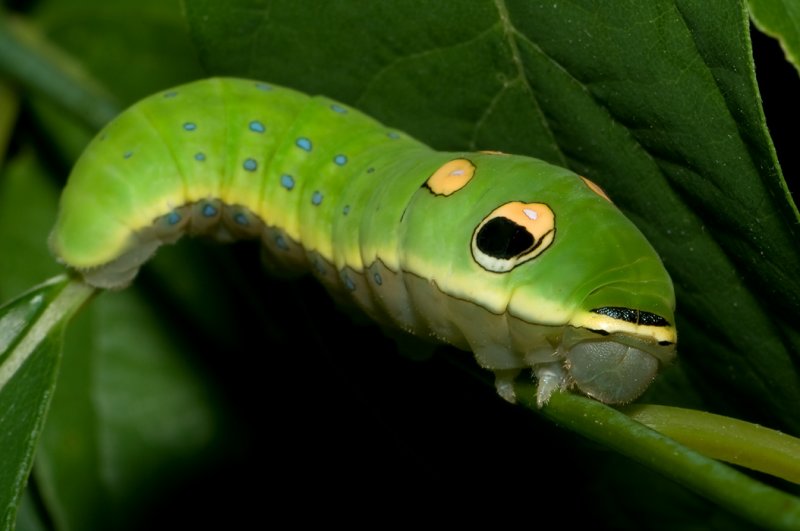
591, 306, 671, 327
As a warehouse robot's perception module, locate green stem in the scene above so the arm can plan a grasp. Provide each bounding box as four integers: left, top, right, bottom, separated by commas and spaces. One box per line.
514, 381, 800, 531
621, 403, 800, 485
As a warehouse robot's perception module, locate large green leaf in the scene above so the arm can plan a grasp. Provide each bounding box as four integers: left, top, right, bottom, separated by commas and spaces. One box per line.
749, 0, 800, 74
185, 0, 800, 433
0, 277, 94, 530
0, 152, 62, 299
30, 0, 205, 106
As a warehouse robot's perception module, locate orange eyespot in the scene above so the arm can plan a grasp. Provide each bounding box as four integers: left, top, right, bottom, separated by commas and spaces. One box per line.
471, 201, 556, 273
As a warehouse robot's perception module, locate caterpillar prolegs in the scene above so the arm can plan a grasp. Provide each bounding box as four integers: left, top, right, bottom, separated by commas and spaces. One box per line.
49, 77, 677, 406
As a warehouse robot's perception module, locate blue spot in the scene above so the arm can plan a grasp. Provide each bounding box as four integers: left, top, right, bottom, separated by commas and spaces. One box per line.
275, 235, 288, 250
296, 137, 312, 151
344, 275, 356, 291
234, 213, 248, 225
334, 154, 348, 166
243, 158, 258, 172
280, 174, 295, 190
330, 104, 347, 114
194, 152, 206, 161
249, 120, 266, 133
183, 122, 197, 131
123, 151, 133, 159
373, 272, 383, 285
367, 167, 375, 173
387, 131, 400, 139
311, 191, 323, 206
342, 205, 350, 216
164, 91, 178, 98
202, 204, 217, 217
255, 82, 272, 91
166, 212, 181, 225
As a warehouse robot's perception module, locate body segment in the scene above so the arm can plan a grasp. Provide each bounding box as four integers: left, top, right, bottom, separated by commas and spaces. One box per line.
50, 77, 677, 405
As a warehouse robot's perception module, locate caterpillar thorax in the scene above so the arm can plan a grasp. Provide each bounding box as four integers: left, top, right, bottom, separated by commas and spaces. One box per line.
50, 77, 677, 405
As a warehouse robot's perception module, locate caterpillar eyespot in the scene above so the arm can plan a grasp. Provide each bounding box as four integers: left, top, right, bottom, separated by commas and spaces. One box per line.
471, 201, 556, 273
49, 77, 677, 406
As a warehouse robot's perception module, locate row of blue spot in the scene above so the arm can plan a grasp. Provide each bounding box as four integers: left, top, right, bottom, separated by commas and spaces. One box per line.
309, 261, 386, 290
173, 117, 359, 212
157, 83, 395, 297
341, 271, 383, 292
139, 83, 395, 247
163, 82, 272, 99
164, 210, 380, 294
182, 119, 265, 133
119, 86, 401, 181
165, 205, 250, 227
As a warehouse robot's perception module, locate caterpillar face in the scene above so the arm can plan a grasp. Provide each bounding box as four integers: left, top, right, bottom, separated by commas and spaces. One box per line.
49, 77, 676, 407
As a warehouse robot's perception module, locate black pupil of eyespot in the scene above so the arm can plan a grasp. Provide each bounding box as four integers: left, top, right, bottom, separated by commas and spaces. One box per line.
476, 217, 534, 259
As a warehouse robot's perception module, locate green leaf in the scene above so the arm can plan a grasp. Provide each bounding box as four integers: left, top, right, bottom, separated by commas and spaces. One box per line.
0, 277, 95, 530
0, 151, 63, 300
185, 0, 800, 434
33, 289, 225, 531
30, 0, 206, 106
749, 0, 800, 74
0, 16, 118, 131
0, 80, 18, 167
15, 488, 49, 531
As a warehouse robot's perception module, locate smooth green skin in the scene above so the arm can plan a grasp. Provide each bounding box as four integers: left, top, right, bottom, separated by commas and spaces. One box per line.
50, 77, 676, 398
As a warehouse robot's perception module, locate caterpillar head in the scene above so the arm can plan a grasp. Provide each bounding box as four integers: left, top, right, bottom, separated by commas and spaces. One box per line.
560, 283, 676, 404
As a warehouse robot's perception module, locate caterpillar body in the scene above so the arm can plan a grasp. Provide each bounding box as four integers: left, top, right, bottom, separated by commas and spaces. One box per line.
50, 77, 677, 406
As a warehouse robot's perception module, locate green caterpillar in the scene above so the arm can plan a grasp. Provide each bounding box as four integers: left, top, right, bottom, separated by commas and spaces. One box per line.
49, 77, 677, 406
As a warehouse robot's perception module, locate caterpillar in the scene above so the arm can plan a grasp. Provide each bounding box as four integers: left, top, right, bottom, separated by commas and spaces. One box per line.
49, 77, 677, 406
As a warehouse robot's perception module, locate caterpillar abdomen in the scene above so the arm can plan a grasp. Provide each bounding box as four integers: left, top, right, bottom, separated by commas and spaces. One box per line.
50, 77, 677, 406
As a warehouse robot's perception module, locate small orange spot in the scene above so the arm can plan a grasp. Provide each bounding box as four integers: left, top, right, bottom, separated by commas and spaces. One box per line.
580, 176, 613, 203
426, 159, 476, 196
